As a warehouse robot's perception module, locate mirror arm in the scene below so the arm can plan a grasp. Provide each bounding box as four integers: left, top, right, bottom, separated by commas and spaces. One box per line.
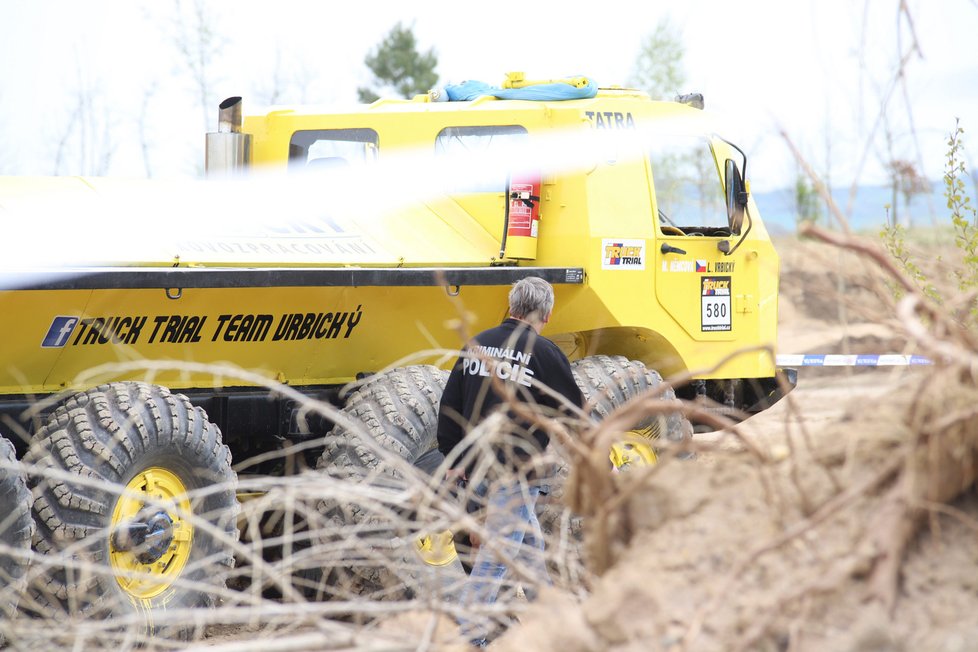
722, 209, 753, 257
729, 142, 749, 204
737, 184, 750, 207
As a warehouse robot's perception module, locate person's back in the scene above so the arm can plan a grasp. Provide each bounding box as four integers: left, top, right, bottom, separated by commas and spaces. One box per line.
435, 276, 583, 647
437, 314, 581, 472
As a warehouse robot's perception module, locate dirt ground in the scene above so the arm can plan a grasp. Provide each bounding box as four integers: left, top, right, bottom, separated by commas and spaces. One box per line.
490, 236, 978, 651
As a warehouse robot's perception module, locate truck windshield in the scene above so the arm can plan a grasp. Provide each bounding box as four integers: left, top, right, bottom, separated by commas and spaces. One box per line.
649, 135, 728, 233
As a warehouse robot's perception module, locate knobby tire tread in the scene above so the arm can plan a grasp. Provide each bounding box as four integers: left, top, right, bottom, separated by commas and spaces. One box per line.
0, 434, 33, 640
314, 366, 454, 599
571, 354, 691, 442
319, 366, 448, 481
23, 382, 238, 636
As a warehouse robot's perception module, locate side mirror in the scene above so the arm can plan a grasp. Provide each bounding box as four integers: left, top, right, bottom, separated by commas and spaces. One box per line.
725, 158, 747, 234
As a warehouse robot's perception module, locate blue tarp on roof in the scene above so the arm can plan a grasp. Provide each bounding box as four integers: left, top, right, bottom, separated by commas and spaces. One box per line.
444, 78, 598, 101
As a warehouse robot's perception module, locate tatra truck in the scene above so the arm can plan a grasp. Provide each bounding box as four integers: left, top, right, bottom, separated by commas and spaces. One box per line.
0, 73, 789, 635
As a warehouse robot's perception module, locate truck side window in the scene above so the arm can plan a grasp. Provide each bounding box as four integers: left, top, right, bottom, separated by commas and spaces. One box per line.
288, 129, 379, 170
434, 125, 528, 193
649, 136, 728, 233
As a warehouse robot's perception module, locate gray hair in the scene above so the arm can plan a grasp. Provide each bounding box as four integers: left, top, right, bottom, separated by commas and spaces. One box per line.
508, 277, 554, 321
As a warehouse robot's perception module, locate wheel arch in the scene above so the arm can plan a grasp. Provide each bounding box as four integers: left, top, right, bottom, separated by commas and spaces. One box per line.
550, 326, 688, 378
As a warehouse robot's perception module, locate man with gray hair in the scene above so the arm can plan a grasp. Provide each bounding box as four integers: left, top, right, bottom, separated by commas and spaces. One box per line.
437, 276, 583, 647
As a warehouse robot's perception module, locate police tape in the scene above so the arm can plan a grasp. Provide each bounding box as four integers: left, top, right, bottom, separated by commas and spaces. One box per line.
776, 354, 932, 367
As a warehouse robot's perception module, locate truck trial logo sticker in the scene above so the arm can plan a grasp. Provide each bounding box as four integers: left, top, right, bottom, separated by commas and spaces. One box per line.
701, 276, 732, 332
602, 239, 645, 270
42, 316, 79, 348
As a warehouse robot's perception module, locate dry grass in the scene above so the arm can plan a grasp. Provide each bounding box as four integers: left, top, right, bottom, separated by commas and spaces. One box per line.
2, 231, 977, 652
0, 358, 597, 651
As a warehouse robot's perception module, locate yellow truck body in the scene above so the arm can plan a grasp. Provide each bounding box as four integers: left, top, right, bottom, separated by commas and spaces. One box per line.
0, 75, 792, 628
1, 86, 781, 405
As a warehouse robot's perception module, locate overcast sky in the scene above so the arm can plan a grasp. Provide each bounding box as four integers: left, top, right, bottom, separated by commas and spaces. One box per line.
1, 0, 976, 193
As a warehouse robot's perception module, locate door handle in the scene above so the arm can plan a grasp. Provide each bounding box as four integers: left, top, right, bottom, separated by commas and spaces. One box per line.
660, 243, 687, 255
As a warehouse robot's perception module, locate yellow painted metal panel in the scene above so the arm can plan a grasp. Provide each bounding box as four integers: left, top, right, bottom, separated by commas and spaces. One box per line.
4, 284, 541, 395
1, 86, 782, 400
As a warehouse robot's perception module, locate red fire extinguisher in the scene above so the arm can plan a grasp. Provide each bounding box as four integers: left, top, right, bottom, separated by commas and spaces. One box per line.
502, 174, 541, 260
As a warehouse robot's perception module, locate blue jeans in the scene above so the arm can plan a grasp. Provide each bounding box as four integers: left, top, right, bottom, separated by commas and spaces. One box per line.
458, 481, 551, 643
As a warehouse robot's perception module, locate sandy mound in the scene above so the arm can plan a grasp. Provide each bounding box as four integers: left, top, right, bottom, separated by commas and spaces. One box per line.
493, 236, 978, 651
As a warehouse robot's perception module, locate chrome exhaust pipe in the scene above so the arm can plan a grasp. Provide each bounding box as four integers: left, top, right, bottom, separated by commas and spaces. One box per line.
205, 97, 251, 176
218, 96, 243, 134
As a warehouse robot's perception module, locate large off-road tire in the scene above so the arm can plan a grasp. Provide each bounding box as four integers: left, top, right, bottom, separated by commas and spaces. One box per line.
315, 366, 464, 600
24, 382, 238, 639
571, 354, 691, 444
0, 435, 33, 643
538, 355, 692, 535
318, 365, 448, 488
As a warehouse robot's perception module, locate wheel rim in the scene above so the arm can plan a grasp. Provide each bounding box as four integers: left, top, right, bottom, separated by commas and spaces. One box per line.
110, 467, 193, 599
609, 435, 658, 471
414, 530, 459, 567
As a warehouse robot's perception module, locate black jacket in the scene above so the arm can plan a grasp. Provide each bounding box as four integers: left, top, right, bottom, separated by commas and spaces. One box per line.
436, 318, 584, 472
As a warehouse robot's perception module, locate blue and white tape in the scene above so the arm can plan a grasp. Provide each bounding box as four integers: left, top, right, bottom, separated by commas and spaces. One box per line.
776, 354, 932, 367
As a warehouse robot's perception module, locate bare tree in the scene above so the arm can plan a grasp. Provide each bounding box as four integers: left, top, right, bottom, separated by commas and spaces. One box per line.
52, 57, 116, 176
0, 93, 13, 174
254, 48, 318, 106
169, 0, 226, 132
846, 1, 926, 218
255, 48, 287, 106
136, 86, 157, 178
886, 158, 931, 227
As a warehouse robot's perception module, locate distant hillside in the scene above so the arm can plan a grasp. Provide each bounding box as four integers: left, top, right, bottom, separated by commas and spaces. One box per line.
753, 182, 948, 234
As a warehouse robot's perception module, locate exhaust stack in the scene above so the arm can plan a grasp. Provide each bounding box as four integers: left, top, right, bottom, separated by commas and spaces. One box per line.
205, 97, 251, 176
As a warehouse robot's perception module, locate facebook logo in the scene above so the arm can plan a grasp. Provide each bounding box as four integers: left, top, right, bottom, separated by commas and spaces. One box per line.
41, 316, 79, 348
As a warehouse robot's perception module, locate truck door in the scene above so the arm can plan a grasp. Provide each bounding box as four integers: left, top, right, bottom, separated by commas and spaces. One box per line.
650, 136, 757, 343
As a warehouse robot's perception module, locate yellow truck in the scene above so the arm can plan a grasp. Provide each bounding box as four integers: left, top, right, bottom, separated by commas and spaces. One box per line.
0, 74, 789, 633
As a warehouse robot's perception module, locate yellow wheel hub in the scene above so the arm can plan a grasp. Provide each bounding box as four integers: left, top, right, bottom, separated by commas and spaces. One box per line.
110, 467, 193, 599
609, 431, 658, 471
414, 530, 458, 567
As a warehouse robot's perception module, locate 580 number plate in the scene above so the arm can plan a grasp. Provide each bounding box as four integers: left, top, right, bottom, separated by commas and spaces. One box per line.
701, 276, 731, 332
